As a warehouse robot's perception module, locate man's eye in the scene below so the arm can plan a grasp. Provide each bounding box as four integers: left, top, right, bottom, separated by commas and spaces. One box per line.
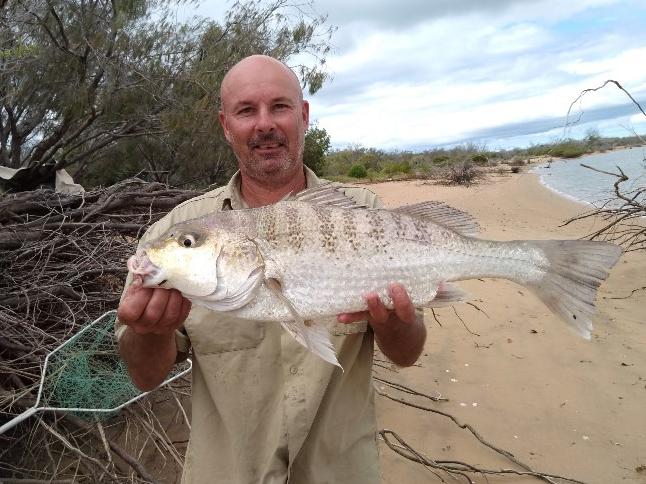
237, 107, 253, 115
180, 234, 197, 248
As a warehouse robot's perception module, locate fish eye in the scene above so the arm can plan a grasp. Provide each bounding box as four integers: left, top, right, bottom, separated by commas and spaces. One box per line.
179, 233, 197, 248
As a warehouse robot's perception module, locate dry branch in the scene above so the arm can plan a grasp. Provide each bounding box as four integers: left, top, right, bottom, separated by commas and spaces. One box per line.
561, 164, 645, 252
0, 179, 200, 482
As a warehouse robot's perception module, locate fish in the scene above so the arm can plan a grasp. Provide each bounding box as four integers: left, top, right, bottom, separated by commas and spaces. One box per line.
127, 184, 622, 367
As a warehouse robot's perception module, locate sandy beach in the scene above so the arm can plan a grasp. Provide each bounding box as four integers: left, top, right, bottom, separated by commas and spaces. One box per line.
369, 171, 646, 483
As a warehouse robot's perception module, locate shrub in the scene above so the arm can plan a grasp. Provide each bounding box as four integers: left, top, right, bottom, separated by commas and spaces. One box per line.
443, 161, 481, 186
471, 153, 489, 165
348, 163, 367, 178
382, 161, 411, 176
511, 166, 521, 173
550, 141, 587, 159
432, 155, 451, 165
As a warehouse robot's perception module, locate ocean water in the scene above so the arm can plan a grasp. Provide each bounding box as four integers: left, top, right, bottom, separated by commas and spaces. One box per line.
531, 147, 646, 207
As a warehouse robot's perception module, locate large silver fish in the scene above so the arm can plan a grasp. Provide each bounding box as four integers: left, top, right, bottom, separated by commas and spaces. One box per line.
127, 185, 622, 366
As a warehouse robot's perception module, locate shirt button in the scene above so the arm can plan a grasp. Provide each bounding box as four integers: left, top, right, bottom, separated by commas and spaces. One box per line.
289, 366, 298, 375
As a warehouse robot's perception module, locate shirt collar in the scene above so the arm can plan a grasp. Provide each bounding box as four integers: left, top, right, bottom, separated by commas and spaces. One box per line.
221, 166, 322, 210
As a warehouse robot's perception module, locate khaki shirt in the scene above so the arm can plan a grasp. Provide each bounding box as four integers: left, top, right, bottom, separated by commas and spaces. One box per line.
118, 168, 383, 484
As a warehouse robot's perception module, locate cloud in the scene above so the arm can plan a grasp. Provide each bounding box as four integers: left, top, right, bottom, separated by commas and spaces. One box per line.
177, 0, 646, 149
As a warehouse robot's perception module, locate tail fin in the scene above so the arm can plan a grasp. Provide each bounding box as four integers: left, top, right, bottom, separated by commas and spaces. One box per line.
528, 240, 622, 339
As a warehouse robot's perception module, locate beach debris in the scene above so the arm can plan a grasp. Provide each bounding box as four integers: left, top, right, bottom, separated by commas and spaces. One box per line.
129, 184, 622, 366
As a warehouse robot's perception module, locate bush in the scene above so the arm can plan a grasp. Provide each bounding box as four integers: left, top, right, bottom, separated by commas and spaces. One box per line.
382, 161, 411, 176
432, 155, 450, 165
551, 141, 587, 158
443, 161, 481, 186
471, 153, 489, 165
348, 163, 367, 178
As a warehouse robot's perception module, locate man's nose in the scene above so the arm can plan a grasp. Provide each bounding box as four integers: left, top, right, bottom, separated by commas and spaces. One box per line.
255, 106, 276, 132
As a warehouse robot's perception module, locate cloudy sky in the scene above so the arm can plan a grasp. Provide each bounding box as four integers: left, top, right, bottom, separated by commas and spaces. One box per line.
179, 0, 646, 151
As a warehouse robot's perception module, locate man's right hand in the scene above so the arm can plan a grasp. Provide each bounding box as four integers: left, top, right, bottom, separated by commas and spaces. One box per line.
117, 279, 192, 336
117, 279, 192, 391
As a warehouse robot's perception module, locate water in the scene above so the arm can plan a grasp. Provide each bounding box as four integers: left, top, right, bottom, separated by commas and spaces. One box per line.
531, 147, 646, 207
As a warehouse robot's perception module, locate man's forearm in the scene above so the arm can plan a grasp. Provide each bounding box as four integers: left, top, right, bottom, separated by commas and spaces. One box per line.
118, 327, 178, 391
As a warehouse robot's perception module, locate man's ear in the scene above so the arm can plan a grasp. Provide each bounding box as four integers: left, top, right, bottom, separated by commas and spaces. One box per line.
219, 111, 233, 143
302, 100, 310, 130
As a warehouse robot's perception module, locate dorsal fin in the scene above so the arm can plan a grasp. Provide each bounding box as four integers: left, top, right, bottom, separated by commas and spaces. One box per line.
290, 183, 366, 208
393, 201, 480, 236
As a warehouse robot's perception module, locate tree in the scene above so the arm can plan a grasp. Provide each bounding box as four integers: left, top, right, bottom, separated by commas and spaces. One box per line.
82, 0, 334, 188
1, 0, 334, 190
303, 123, 330, 175
0, 0, 205, 190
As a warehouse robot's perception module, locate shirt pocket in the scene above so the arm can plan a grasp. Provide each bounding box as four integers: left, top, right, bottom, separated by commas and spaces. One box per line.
184, 307, 265, 355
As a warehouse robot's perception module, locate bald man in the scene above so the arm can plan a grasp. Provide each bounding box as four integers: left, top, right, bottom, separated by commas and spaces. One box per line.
117, 55, 426, 483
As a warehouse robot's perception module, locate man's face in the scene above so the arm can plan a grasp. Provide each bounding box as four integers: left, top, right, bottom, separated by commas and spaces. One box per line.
219, 62, 309, 184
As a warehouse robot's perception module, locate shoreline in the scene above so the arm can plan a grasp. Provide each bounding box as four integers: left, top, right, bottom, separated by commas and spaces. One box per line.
367, 173, 645, 484
527, 144, 646, 208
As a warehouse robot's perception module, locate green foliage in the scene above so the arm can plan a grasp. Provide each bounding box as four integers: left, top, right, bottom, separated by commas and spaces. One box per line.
382, 161, 411, 176
471, 153, 489, 165
348, 164, 367, 178
303, 124, 331, 175
432, 155, 451, 165
550, 141, 588, 158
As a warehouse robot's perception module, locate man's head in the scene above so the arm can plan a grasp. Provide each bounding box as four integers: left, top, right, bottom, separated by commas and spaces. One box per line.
219, 55, 309, 185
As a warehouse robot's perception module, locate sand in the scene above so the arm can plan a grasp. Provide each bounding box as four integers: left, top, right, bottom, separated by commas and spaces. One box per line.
368, 171, 646, 484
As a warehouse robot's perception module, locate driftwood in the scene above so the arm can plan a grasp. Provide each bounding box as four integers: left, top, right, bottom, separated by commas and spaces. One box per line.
0, 179, 200, 482
561, 164, 645, 252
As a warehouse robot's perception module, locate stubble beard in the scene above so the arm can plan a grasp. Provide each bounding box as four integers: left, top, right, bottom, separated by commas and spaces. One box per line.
239, 133, 304, 184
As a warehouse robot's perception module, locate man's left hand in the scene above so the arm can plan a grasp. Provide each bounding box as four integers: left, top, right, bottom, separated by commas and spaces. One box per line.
337, 283, 426, 367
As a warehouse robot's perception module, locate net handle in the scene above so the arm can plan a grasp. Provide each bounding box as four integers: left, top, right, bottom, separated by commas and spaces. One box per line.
0, 406, 39, 434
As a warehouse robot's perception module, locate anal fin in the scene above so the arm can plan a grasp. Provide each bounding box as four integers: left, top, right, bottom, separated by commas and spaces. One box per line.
425, 281, 469, 308
266, 277, 341, 368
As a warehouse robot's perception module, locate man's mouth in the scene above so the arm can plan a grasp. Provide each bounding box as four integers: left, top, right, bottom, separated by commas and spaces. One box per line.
249, 134, 287, 151
252, 143, 282, 150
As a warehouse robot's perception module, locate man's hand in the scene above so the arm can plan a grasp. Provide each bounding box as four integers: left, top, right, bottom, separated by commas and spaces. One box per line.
337, 283, 426, 367
117, 278, 191, 391
118, 278, 191, 336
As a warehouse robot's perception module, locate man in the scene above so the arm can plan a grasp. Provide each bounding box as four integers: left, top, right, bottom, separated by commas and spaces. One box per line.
117, 55, 426, 483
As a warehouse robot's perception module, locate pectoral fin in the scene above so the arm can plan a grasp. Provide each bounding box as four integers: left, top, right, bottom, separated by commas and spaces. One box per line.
265, 277, 341, 368
196, 266, 264, 311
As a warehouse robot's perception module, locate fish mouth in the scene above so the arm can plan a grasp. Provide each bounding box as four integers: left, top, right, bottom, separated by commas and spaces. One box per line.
127, 250, 167, 287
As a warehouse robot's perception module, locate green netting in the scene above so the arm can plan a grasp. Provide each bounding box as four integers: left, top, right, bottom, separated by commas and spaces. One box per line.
38, 311, 190, 420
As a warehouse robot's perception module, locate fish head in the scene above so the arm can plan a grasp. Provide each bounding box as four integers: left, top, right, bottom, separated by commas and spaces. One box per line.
128, 221, 224, 297
127, 221, 265, 301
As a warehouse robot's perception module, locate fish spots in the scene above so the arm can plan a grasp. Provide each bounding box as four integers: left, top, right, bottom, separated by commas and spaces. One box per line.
391, 212, 408, 239
259, 207, 278, 244
315, 206, 337, 252
411, 217, 428, 242
342, 210, 361, 251
367, 211, 387, 251
285, 207, 305, 251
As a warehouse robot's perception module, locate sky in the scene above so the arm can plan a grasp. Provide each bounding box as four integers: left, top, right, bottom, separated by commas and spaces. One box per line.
177, 0, 646, 151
